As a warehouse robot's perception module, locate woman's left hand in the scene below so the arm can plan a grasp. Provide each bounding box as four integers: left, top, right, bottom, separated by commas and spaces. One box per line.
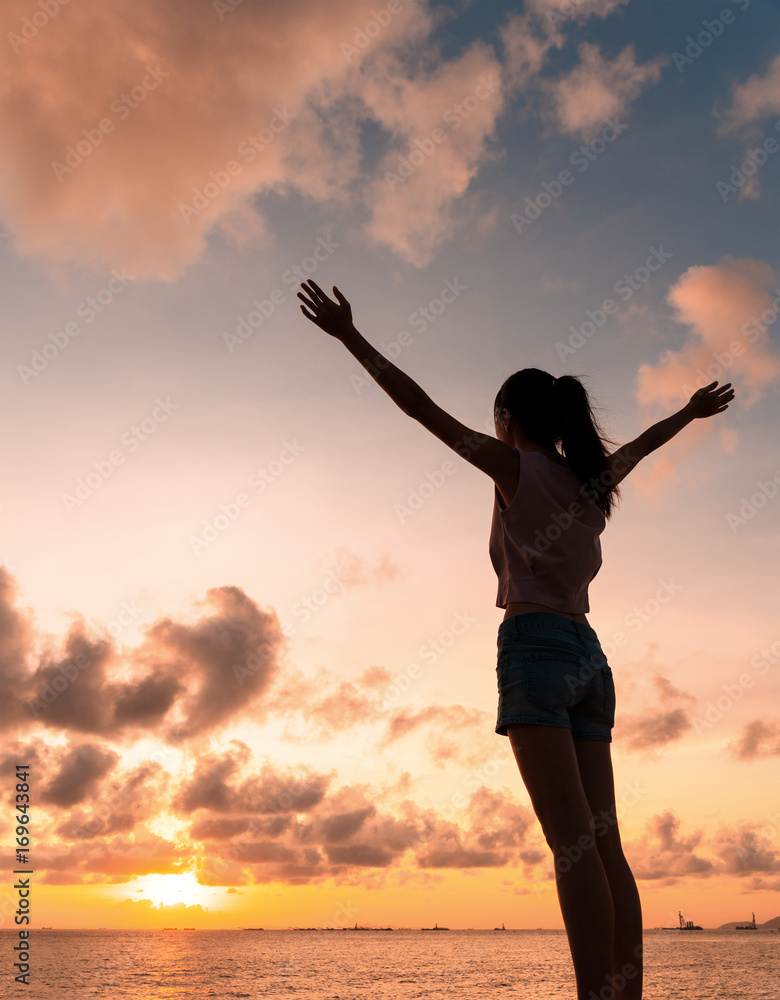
297, 279, 355, 340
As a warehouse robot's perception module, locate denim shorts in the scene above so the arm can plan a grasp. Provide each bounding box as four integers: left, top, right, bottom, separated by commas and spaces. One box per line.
496, 613, 615, 741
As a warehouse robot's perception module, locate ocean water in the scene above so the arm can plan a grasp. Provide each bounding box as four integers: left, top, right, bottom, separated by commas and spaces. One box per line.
1, 928, 778, 999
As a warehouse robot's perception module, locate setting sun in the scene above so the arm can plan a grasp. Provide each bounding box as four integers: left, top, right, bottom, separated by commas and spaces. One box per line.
123, 870, 213, 911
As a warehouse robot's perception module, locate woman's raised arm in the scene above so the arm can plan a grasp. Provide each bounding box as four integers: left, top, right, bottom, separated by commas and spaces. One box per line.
297, 279, 519, 486
607, 380, 736, 487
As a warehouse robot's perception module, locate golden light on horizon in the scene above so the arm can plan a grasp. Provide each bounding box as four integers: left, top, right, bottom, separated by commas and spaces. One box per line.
122, 868, 213, 911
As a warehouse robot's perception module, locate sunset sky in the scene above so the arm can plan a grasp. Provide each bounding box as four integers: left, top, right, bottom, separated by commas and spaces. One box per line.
1, 0, 779, 932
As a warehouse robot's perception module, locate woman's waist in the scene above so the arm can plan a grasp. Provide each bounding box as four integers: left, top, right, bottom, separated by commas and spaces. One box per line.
503, 601, 589, 626
498, 605, 602, 651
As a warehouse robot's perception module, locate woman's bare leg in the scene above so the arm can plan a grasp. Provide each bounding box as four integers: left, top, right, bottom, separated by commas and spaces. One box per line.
575, 740, 643, 999
507, 724, 616, 999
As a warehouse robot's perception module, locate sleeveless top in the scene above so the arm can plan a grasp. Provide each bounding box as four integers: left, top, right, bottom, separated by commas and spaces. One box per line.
488, 449, 606, 613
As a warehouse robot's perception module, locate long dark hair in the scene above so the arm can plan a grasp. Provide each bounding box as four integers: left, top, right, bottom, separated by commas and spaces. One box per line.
493, 368, 621, 518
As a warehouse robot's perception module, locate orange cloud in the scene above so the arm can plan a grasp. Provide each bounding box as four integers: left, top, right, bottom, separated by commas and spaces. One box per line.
614, 674, 696, 756
711, 822, 780, 876
623, 812, 780, 888
727, 718, 780, 760
627, 810, 714, 883
381, 703, 484, 745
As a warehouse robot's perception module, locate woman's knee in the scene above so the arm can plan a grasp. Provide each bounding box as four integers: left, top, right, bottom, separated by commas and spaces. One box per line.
540, 810, 600, 857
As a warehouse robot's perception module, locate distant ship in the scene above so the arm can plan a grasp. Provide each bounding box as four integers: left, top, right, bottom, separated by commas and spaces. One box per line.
243, 927, 264, 931
421, 922, 449, 930
662, 911, 702, 930
736, 912, 757, 930
494, 923, 506, 930
183, 927, 195, 930
163, 927, 178, 930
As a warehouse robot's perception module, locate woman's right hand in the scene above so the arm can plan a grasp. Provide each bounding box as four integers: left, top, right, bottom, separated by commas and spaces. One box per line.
686, 380, 735, 418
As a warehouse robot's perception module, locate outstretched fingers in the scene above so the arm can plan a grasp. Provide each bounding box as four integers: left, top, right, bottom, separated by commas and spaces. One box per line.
303, 278, 328, 303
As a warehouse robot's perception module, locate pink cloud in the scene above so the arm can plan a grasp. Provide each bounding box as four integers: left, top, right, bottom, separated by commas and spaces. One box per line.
500, 0, 630, 95
632, 256, 780, 498
361, 44, 506, 266
499, 12, 558, 93
0, 0, 516, 278
0, 0, 433, 281
547, 42, 665, 140
637, 256, 780, 409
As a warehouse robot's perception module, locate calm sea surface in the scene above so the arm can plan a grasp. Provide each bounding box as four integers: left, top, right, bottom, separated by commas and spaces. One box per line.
1, 929, 778, 999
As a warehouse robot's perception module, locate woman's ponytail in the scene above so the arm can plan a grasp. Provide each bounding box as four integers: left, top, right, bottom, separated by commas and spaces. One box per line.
553, 375, 620, 517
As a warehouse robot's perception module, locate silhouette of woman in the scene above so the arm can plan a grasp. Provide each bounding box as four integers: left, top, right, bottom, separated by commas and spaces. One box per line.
298, 278, 734, 1000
